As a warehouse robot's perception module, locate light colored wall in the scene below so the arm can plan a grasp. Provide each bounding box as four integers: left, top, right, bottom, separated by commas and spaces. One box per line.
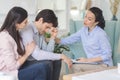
0, 0, 37, 27
70, 0, 120, 20
91, 0, 112, 20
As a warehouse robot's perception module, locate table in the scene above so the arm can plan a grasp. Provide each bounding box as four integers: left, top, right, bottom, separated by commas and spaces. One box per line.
72, 68, 120, 80
0, 72, 16, 80
63, 67, 116, 80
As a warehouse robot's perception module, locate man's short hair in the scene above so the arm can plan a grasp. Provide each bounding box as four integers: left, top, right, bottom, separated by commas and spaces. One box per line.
35, 9, 58, 27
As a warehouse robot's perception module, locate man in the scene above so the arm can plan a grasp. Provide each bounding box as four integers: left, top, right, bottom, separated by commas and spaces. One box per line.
20, 9, 72, 80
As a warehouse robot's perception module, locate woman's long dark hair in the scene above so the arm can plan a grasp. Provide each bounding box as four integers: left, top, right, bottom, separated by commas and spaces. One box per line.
0, 6, 28, 56
89, 7, 105, 29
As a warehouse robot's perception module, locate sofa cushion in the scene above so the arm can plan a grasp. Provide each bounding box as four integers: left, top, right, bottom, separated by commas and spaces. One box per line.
112, 21, 120, 65
68, 42, 86, 59
104, 20, 116, 52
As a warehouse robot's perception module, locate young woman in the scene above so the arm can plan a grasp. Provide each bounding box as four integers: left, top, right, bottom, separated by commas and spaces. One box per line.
0, 6, 48, 80
58, 7, 113, 73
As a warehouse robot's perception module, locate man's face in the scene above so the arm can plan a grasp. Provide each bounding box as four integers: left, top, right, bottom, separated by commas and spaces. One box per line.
40, 22, 53, 34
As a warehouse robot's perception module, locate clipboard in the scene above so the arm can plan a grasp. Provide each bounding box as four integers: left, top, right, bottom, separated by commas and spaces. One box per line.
72, 59, 99, 65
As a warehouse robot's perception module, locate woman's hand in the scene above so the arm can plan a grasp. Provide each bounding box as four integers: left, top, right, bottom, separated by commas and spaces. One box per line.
61, 54, 72, 69
55, 37, 60, 44
18, 41, 35, 66
25, 41, 35, 57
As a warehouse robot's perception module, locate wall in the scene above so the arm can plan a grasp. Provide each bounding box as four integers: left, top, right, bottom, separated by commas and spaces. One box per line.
70, 0, 120, 20
0, 0, 37, 27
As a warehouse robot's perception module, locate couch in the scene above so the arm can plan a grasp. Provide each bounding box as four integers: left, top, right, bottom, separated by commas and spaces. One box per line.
64, 20, 120, 74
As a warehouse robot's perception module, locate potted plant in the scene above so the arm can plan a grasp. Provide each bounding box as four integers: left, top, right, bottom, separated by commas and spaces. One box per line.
54, 44, 70, 53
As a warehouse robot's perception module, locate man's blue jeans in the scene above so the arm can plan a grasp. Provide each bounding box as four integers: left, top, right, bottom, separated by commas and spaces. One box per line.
18, 63, 48, 80
20, 60, 61, 80
52, 60, 61, 80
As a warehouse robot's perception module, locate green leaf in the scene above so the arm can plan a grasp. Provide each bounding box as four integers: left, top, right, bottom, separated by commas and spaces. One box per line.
44, 32, 51, 38
54, 44, 70, 53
